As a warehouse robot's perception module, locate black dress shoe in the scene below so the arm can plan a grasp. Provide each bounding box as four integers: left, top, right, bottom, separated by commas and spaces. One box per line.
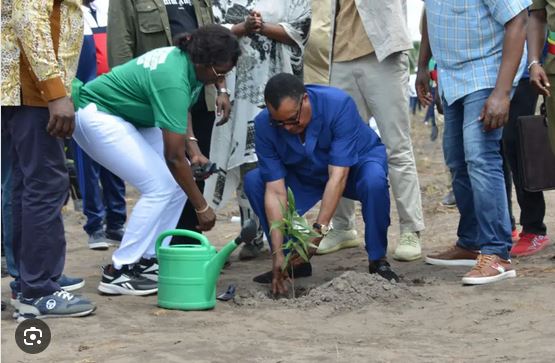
369, 259, 399, 282
253, 262, 312, 284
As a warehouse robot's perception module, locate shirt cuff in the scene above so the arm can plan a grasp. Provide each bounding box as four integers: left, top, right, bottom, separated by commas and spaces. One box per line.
38, 77, 67, 102
261, 169, 287, 183
329, 156, 358, 167
495, 1, 531, 25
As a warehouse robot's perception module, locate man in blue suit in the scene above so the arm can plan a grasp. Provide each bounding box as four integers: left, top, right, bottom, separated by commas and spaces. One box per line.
244, 73, 398, 294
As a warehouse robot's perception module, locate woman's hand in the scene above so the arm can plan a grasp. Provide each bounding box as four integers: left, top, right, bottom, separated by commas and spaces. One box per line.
190, 152, 209, 167
244, 12, 263, 34
195, 205, 216, 231
215, 92, 232, 126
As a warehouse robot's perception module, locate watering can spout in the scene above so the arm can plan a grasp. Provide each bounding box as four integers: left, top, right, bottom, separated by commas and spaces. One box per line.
206, 219, 258, 290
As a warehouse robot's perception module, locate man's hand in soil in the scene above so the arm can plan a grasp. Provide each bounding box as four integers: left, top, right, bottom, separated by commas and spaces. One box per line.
47, 96, 75, 138
272, 252, 289, 295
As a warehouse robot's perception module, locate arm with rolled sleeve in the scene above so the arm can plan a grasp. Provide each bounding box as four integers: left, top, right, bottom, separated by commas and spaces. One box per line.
254, 112, 289, 294
315, 96, 359, 227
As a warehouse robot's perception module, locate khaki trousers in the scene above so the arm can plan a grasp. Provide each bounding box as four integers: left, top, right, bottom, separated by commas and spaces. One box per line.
330, 51, 425, 233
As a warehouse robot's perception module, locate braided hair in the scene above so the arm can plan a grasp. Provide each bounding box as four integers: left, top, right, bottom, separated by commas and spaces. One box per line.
174, 24, 240, 67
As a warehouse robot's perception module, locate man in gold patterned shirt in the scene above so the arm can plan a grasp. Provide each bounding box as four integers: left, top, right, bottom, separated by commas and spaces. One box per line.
1, 0, 96, 319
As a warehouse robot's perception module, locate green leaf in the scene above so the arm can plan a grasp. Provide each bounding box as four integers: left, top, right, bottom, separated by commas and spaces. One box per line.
289, 229, 305, 241
287, 187, 296, 211
293, 244, 309, 262
271, 187, 315, 269
270, 220, 283, 232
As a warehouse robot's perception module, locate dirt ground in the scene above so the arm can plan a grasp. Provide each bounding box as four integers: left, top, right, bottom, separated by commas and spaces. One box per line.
2, 112, 555, 362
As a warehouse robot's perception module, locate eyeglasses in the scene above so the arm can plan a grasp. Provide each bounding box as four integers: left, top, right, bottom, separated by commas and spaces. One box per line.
211, 65, 228, 79
270, 97, 303, 127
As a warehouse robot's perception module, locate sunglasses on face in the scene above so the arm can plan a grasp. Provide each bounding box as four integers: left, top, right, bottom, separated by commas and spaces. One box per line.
270, 97, 303, 127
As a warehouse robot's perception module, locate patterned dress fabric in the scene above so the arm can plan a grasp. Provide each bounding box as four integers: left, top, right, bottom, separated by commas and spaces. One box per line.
205, 0, 311, 210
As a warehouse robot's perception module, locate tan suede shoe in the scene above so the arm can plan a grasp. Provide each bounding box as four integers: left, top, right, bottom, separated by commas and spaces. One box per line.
461, 254, 516, 285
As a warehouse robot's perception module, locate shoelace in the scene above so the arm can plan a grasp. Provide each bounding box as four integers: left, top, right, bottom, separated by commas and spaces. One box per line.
400, 233, 419, 247
129, 265, 149, 279
53, 290, 74, 301
472, 254, 495, 271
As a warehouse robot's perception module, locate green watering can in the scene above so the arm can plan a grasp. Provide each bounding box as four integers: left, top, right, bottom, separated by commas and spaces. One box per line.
155, 219, 257, 310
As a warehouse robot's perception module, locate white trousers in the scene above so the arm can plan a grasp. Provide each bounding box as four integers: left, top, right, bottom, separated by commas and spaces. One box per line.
73, 104, 187, 269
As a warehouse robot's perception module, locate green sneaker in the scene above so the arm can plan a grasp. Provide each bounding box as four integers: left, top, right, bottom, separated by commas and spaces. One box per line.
393, 232, 422, 261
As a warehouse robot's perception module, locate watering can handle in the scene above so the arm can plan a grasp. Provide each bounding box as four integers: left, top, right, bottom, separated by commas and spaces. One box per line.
155, 229, 210, 256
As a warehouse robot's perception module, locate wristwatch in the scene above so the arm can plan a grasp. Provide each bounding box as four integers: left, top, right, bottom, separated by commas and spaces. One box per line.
217, 88, 231, 95
313, 223, 332, 236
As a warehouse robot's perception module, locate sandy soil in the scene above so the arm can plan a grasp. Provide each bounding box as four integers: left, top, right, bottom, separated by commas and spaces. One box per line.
2, 113, 555, 362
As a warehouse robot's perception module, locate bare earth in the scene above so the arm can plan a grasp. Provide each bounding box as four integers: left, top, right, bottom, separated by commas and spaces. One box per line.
2, 114, 555, 362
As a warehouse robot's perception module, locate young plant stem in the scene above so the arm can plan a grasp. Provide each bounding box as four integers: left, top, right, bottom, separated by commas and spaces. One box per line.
291, 266, 295, 299
270, 187, 319, 299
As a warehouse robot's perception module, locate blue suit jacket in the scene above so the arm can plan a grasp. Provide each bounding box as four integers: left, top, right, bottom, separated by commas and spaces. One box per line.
254, 85, 387, 186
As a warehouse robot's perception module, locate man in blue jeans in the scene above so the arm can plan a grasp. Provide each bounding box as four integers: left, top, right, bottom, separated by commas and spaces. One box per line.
416, 0, 530, 285
244, 73, 397, 295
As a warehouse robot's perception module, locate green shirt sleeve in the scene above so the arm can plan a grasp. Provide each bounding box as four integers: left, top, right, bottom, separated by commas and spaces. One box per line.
530, 0, 547, 10
149, 85, 191, 134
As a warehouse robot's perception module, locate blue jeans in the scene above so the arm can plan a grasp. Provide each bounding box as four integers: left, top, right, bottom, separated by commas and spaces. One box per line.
72, 141, 126, 235
1, 128, 18, 277
442, 88, 512, 259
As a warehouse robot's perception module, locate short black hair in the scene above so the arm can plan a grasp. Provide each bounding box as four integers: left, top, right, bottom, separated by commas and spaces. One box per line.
175, 25, 241, 67
264, 73, 306, 110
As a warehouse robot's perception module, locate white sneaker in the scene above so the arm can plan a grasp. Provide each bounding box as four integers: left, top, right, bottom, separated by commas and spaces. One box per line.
316, 229, 359, 255
393, 232, 422, 261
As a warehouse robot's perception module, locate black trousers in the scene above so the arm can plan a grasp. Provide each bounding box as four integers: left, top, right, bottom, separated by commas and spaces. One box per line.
172, 89, 215, 244
502, 78, 547, 235
2, 106, 67, 298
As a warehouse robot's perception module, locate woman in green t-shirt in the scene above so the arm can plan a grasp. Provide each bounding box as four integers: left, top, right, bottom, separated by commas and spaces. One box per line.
73, 25, 240, 296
